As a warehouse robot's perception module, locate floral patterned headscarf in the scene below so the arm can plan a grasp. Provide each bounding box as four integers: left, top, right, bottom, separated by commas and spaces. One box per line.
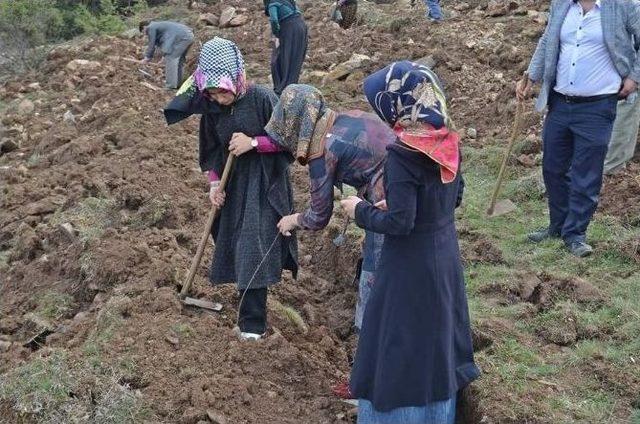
364, 60, 450, 129
265, 84, 335, 165
176, 37, 247, 98
364, 61, 460, 183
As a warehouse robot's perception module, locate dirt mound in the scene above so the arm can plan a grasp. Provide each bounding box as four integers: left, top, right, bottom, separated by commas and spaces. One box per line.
489, 272, 604, 311
531, 274, 604, 308
599, 160, 640, 227
0, 32, 364, 419
459, 228, 505, 265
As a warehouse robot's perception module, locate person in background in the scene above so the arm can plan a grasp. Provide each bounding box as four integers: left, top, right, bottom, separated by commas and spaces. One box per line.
604, 97, 640, 175
139, 20, 194, 89
335, 0, 358, 29
267, 84, 397, 331
263, 0, 308, 95
412, 0, 444, 22
163, 37, 298, 341
516, 0, 640, 257
341, 61, 479, 424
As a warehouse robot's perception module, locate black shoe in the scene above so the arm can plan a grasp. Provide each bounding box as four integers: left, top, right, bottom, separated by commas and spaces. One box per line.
566, 241, 593, 258
527, 228, 560, 243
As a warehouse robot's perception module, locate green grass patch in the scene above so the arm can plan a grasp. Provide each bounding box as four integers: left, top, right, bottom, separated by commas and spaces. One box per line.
549, 388, 617, 423
0, 249, 10, 272
36, 291, 75, 321
171, 322, 195, 339
465, 263, 516, 296
93, 296, 130, 344
460, 142, 640, 421
491, 338, 558, 385
51, 197, 118, 244
0, 351, 74, 416
82, 296, 131, 369
270, 299, 309, 334
27, 152, 42, 167
122, 196, 173, 229
0, 349, 151, 423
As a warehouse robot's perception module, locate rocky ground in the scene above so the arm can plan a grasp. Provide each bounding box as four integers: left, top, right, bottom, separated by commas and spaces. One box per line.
1, 0, 639, 423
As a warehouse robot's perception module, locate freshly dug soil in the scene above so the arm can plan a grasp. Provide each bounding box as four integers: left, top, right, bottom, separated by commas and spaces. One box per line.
1, 0, 638, 422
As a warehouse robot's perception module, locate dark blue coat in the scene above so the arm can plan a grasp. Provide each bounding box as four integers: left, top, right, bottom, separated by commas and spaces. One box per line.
349, 143, 480, 412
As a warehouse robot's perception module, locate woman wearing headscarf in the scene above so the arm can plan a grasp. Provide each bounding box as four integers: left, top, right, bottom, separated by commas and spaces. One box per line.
340, 61, 479, 423
266, 84, 397, 332
263, 0, 308, 95
164, 37, 298, 341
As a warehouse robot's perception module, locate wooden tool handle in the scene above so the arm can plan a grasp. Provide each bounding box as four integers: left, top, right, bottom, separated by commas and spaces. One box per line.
181, 155, 235, 298
487, 72, 528, 216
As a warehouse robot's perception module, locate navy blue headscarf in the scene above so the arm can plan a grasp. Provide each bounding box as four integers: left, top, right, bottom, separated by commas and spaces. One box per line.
363, 60, 450, 130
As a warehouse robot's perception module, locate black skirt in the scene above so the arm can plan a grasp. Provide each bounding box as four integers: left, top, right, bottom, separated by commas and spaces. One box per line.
271, 14, 308, 95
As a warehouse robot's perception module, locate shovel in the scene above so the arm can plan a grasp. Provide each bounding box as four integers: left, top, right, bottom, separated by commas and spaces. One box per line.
180, 155, 235, 298
487, 73, 528, 217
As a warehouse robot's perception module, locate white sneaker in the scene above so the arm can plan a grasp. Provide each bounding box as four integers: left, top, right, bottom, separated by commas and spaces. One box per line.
234, 326, 264, 341
239, 332, 263, 341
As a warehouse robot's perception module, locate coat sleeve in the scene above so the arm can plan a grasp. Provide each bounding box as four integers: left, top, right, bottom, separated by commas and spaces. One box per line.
626, 1, 640, 82
269, 4, 281, 36
527, 0, 557, 83
145, 25, 158, 59
298, 155, 336, 230
256, 87, 278, 128
199, 114, 225, 173
255, 136, 284, 153
354, 153, 418, 236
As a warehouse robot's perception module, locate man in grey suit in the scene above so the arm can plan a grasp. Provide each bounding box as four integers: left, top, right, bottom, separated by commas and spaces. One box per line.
139, 20, 194, 90
516, 0, 640, 257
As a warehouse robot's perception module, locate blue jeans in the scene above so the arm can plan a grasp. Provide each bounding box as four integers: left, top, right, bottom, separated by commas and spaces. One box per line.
424, 0, 443, 20
357, 396, 456, 424
355, 231, 384, 329
542, 91, 618, 243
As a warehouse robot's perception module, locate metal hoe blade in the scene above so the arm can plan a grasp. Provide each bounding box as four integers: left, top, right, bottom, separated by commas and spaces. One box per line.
487, 199, 517, 217
183, 297, 223, 312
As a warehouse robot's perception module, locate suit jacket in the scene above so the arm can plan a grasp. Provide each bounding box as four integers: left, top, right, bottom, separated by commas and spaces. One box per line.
527, 0, 640, 111
145, 21, 194, 59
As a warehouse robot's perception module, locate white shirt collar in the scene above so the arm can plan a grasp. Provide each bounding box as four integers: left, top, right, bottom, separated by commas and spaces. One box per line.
571, 0, 601, 8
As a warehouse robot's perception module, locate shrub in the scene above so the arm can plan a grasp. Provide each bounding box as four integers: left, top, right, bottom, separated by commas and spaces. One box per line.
0, 0, 65, 70
0, 0, 128, 73
58, 0, 127, 37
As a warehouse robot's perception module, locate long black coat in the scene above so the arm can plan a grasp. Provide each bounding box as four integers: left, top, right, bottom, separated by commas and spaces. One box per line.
349, 143, 479, 412
165, 85, 298, 289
